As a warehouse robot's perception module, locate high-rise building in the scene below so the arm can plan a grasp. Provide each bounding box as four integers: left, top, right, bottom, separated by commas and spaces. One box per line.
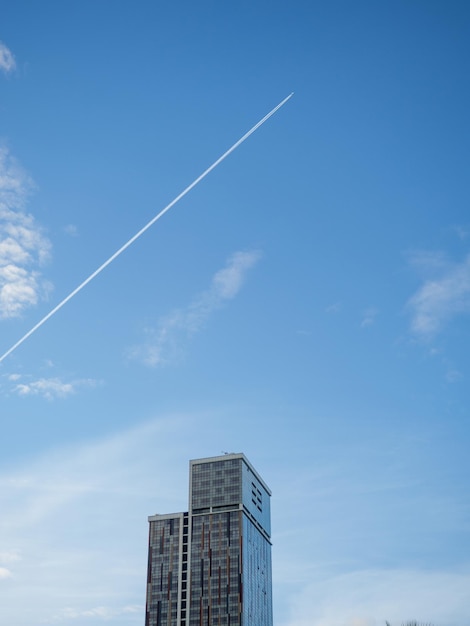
145, 453, 273, 626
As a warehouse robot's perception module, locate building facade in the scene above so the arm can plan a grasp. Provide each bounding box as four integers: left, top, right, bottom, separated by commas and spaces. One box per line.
145, 454, 273, 626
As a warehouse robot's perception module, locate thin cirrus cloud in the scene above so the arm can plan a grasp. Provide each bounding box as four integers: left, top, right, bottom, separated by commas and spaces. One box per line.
47, 605, 142, 623
0, 41, 16, 74
285, 567, 470, 626
360, 307, 378, 328
0, 415, 193, 625
407, 252, 470, 337
130, 250, 261, 366
0, 146, 52, 319
0, 550, 21, 564
64, 223, 79, 237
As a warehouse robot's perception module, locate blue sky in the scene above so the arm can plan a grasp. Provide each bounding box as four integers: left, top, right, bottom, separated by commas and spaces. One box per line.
1, 1, 470, 625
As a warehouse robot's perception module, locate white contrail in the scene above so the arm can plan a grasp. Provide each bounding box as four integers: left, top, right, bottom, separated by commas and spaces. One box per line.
0, 93, 293, 364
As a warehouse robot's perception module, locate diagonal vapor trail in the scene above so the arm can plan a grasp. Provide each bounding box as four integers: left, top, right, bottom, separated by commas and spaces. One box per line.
0, 93, 293, 364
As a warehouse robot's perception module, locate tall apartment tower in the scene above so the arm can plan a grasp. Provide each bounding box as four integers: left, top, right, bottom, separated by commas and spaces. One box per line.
145, 453, 273, 626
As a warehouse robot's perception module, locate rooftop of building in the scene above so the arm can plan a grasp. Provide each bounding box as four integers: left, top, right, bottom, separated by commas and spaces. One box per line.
189, 452, 272, 495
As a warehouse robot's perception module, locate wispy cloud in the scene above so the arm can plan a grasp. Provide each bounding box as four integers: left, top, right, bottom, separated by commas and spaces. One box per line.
0, 550, 21, 564
64, 224, 78, 237
445, 368, 463, 383
284, 567, 470, 626
10, 376, 98, 400
130, 250, 261, 366
360, 307, 378, 328
0, 415, 195, 625
1, 411, 469, 626
46, 604, 142, 622
0, 42, 16, 74
325, 302, 341, 314
407, 252, 470, 337
0, 146, 52, 318
452, 224, 469, 241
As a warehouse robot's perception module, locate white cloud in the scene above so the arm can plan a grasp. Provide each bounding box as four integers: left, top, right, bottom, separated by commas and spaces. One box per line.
211, 251, 259, 298
0, 567, 12, 579
0, 551, 19, 581
407, 253, 470, 337
11, 377, 98, 400
0, 42, 16, 74
130, 250, 261, 366
0, 146, 52, 319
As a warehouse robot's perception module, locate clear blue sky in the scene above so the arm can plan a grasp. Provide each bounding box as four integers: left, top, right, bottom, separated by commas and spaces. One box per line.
1, 2, 470, 625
